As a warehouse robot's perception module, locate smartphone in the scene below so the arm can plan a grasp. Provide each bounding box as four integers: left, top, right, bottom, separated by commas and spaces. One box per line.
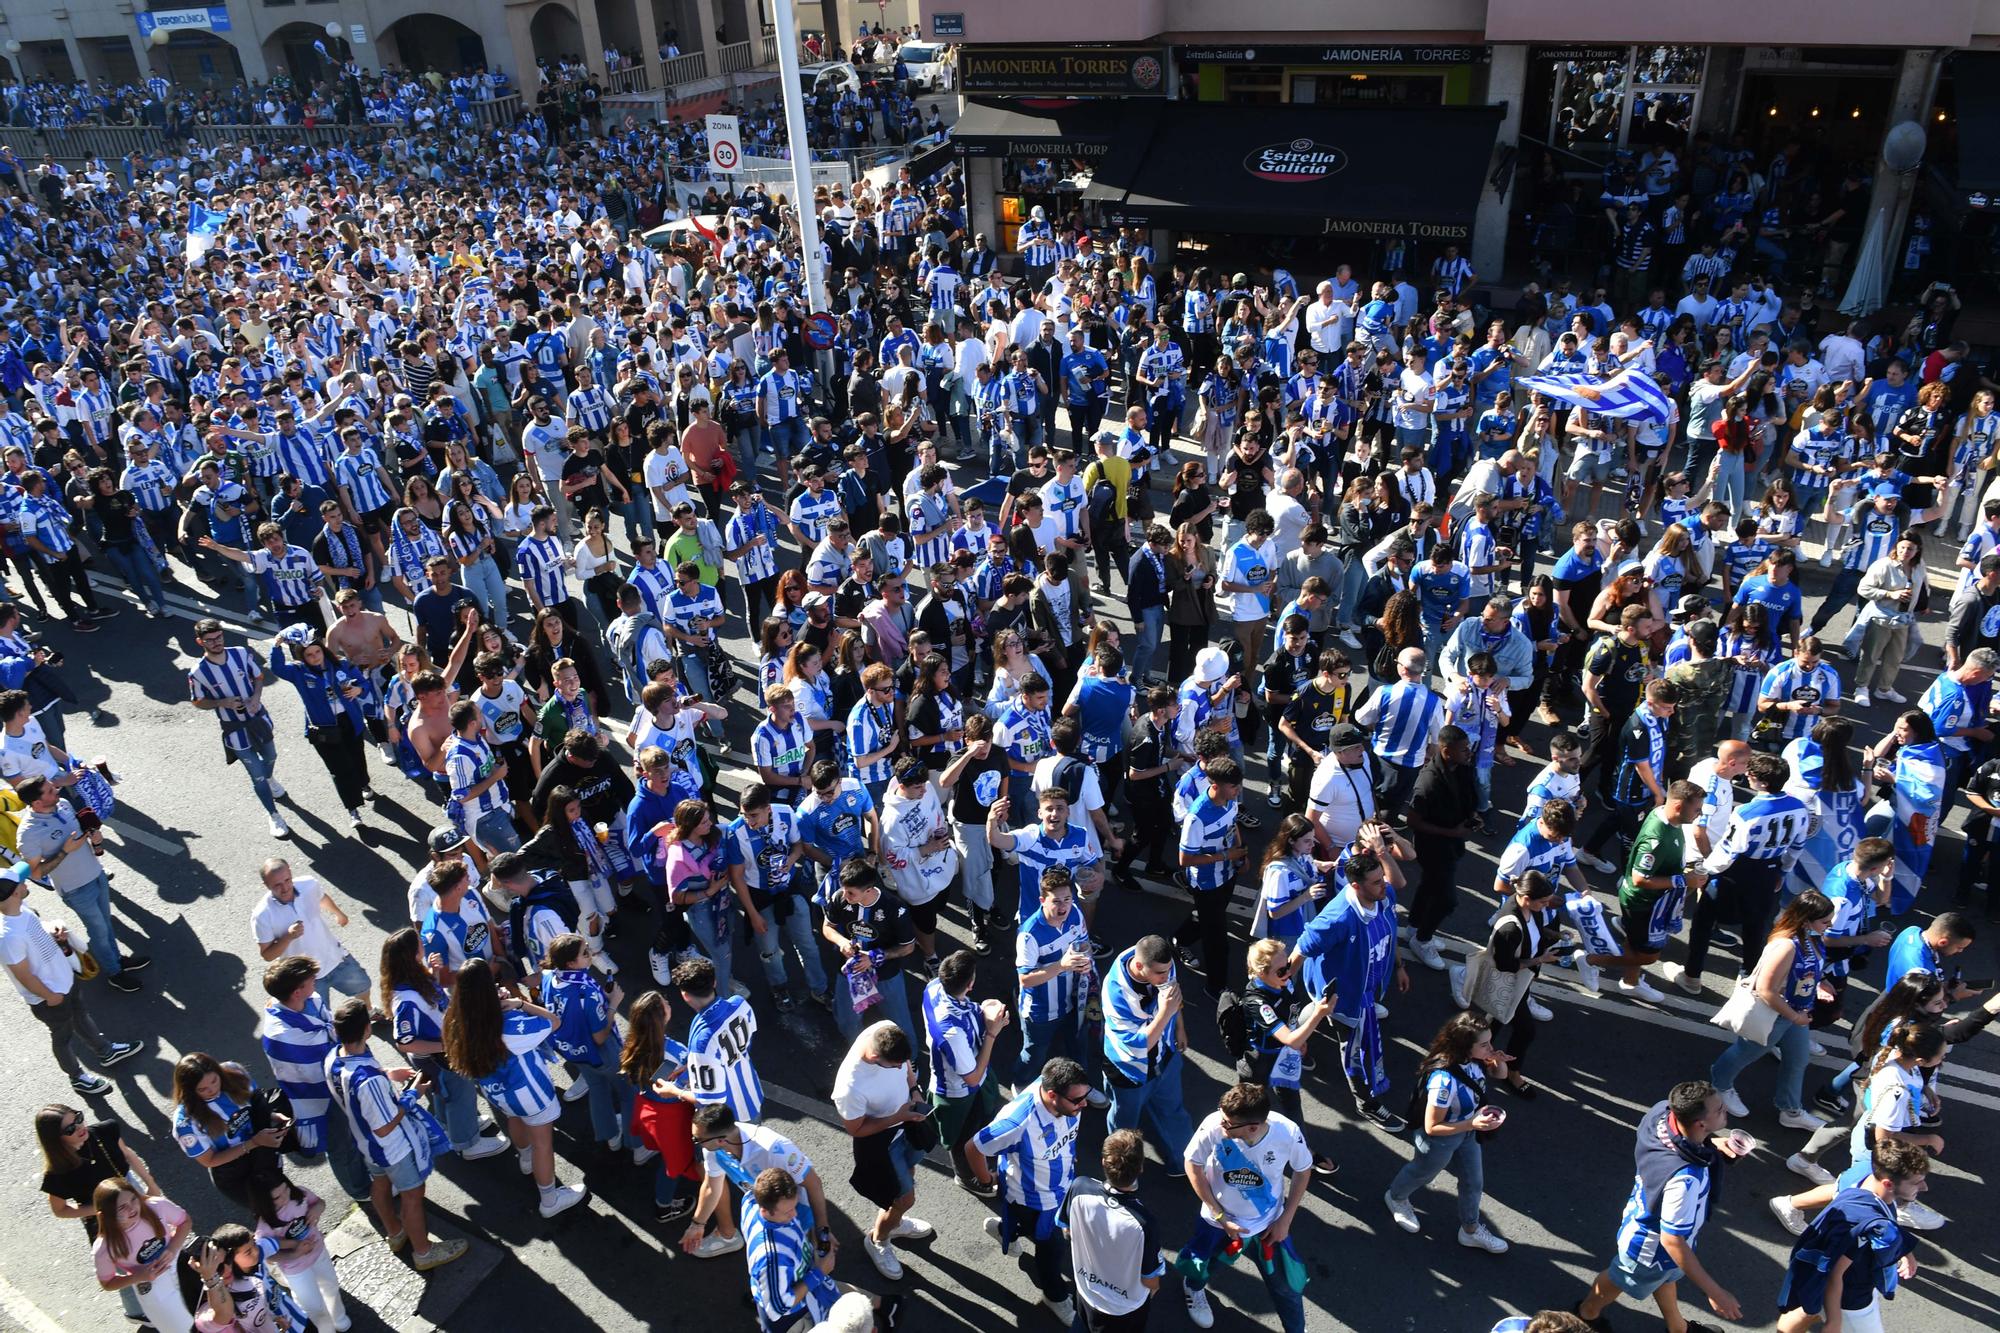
1959, 977, 1992, 991
1319, 980, 1338, 1004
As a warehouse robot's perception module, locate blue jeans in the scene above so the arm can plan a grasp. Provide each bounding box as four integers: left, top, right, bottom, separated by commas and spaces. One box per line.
471, 806, 520, 854
1016, 1009, 1088, 1085
1130, 605, 1164, 684
101, 544, 164, 611
1712, 1015, 1811, 1113
578, 1060, 634, 1145
60, 872, 123, 975
1711, 451, 1747, 521
432, 1064, 487, 1152
315, 1100, 373, 1202
235, 733, 282, 819
764, 416, 807, 464
685, 904, 737, 997
754, 899, 829, 995
616, 494, 655, 546
313, 953, 370, 1002
832, 963, 916, 1046
461, 555, 511, 624
1180, 1215, 1306, 1333
730, 424, 761, 481
1104, 1057, 1192, 1166
1388, 1128, 1485, 1232
680, 650, 713, 701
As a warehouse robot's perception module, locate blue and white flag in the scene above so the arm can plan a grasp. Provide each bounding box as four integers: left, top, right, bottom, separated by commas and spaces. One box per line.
184, 201, 227, 262
1517, 366, 1674, 426
314, 39, 329, 58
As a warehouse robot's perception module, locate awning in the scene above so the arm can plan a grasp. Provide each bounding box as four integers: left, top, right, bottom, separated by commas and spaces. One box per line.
1082, 102, 1505, 240
950, 96, 1142, 161
1954, 53, 2000, 195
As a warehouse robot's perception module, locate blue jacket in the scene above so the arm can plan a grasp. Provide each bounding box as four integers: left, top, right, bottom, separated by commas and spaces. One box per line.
1293, 885, 1400, 1025
624, 784, 685, 888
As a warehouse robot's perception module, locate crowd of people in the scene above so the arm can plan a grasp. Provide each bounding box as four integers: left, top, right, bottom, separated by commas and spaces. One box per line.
0, 72, 1993, 1333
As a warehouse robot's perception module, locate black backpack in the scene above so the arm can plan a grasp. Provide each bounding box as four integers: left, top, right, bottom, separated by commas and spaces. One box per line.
1050, 755, 1088, 807
507, 870, 580, 974
1215, 987, 1250, 1064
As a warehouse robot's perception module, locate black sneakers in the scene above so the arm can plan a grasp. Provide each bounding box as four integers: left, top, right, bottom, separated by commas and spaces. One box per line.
1358, 1101, 1408, 1134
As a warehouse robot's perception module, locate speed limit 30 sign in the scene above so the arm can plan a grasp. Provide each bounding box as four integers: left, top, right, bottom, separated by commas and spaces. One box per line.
707, 113, 741, 173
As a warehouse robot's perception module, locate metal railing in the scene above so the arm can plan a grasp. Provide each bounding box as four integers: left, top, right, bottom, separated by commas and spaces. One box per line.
660, 51, 709, 86
606, 64, 651, 95
718, 40, 755, 74
0, 119, 412, 167
759, 31, 777, 66
468, 94, 522, 129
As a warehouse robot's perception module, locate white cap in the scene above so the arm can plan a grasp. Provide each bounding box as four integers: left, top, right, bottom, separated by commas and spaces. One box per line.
1194, 645, 1230, 685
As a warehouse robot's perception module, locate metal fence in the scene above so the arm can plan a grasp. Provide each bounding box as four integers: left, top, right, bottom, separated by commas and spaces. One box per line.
606, 65, 652, 95
660, 52, 710, 86
2, 97, 526, 167
717, 41, 756, 74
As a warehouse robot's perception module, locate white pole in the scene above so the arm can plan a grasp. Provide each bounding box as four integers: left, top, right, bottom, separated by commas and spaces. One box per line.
769, 0, 827, 315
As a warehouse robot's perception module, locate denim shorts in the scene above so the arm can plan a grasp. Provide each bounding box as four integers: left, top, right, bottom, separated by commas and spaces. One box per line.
369, 1148, 430, 1193
1608, 1247, 1678, 1299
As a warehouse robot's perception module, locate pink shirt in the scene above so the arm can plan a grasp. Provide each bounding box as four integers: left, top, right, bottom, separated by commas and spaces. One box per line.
92, 1198, 189, 1285
253, 1189, 324, 1274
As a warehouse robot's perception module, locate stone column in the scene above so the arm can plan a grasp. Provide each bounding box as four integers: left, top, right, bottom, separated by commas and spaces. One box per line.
1471, 42, 1527, 285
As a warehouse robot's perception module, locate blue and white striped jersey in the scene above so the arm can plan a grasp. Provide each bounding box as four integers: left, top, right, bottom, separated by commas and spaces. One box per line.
514, 534, 571, 607
325, 1048, 432, 1171
274, 429, 334, 487
971, 1087, 1080, 1211
1357, 680, 1444, 769
1016, 906, 1088, 1020
923, 979, 989, 1099
566, 384, 612, 433
252, 544, 323, 607
420, 893, 497, 970
1758, 660, 1840, 742
1616, 1161, 1710, 1274
258, 998, 336, 1152
1701, 791, 1811, 873
471, 1011, 559, 1121
742, 1188, 833, 1325
1101, 946, 1181, 1082
445, 732, 510, 816
846, 698, 897, 784
187, 646, 273, 752
728, 501, 782, 584
1006, 820, 1098, 919
391, 984, 446, 1048
1496, 823, 1576, 887
751, 715, 813, 790
1179, 790, 1238, 891
541, 968, 617, 1067
334, 446, 395, 512
687, 994, 763, 1122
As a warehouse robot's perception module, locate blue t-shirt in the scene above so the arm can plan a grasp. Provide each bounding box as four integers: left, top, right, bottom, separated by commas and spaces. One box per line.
1411, 563, 1471, 630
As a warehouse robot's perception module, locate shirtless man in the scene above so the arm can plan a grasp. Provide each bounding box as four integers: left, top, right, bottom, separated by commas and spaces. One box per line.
324, 587, 402, 674
406, 670, 458, 779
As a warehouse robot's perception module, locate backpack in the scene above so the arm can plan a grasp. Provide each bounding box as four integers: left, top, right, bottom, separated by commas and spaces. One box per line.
607, 610, 665, 696
506, 869, 580, 974
1215, 987, 1250, 1063
1050, 754, 1087, 807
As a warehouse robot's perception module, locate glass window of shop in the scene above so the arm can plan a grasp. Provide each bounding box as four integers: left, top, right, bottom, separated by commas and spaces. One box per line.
1290, 72, 1444, 107
1526, 45, 1708, 162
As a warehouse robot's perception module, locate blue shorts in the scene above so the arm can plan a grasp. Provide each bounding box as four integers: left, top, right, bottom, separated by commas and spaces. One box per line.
369, 1148, 430, 1193
1608, 1246, 1680, 1299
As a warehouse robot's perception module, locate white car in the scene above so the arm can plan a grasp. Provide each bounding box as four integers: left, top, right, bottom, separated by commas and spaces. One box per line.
895, 43, 951, 92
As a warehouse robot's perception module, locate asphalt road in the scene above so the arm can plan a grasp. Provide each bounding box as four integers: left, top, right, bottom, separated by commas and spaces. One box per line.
2, 473, 1998, 1333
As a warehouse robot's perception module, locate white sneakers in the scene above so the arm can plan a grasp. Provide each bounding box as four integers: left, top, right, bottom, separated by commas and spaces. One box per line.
1575, 849, 1618, 874
1572, 954, 1603, 994
1785, 1152, 1834, 1185
562, 1078, 590, 1103
1385, 1191, 1421, 1233
1769, 1195, 1809, 1235
269, 813, 291, 838
1524, 995, 1554, 1022
689, 1230, 745, 1258
1449, 963, 1469, 1009
1183, 1282, 1215, 1329
1897, 1199, 1947, 1231
1852, 688, 1871, 708
632, 1144, 659, 1166
889, 1215, 934, 1241
537, 1183, 588, 1219
1659, 961, 1703, 996
1777, 1108, 1827, 1132
1719, 1088, 1750, 1118
863, 1232, 904, 1279
1457, 1225, 1509, 1254
517, 1146, 535, 1175
459, 1133, 509, 1161
346, 807, 363, 828
1878, 687, 1907, 704
1410, 937, 1447, 971
1619, 975, 1665, 1003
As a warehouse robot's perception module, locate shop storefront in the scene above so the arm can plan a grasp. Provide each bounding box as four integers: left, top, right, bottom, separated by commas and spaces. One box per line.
1176, 43, 1490, 107
952, 97, 1153, 250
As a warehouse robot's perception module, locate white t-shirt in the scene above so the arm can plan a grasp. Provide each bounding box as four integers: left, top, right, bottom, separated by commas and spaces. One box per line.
0, 908, 72, 1003
522, 416, 570, 482
832, 1023, 914, 1122
703, 1121, 812, 1181
644, 445, 692, 510
0, 720, 61, 783
1185, 1109, 1311, 1234
1220, 537, 1277, 623
252, 877, 350, 967
1032, 755, 1105, 818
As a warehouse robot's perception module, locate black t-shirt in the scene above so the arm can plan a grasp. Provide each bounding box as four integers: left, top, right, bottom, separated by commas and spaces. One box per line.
561, 450, 612, 515
412, 585, 477, 652
1585, 634, 1650, 716
1260, 647, 1316, 705
531, 752, 636, 824
1007, 465, 1052, 503
950, 743, 1010, 823
1951, 585, 2000, 658
836, 575, 876, 623
822, 890, 914, 978
1123, 718, 1172, 805
39, 1121, 125, 1240
1969, 758, 2000, 842
94, 489, 142, 547
1410, 757, 1477, 843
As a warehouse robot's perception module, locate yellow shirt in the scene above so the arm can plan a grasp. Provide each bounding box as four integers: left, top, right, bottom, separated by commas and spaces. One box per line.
1081, 455, 1132, 521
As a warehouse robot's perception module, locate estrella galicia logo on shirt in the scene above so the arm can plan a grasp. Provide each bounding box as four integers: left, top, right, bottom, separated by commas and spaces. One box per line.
1245, 139, 1347, 183
1222, 1167, 1267, 1188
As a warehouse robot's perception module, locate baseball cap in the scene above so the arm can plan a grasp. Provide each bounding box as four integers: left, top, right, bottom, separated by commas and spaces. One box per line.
1871, 482, 1899, 500
428, 826, 470, 856
1330, 723, 1365, 748
803, 591, 830, 610
1672, 593, 1709, 622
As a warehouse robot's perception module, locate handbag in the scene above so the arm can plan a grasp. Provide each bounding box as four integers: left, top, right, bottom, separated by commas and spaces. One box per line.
1710, 975, 1780, 1046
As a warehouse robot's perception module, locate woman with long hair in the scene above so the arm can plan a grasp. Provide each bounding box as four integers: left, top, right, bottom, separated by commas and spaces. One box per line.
1253, 814, 1326, 946
523, 785, 620, 970
500, 472, 542, 543
1165, 520, 1218, 683
522, 605, 609, 711
827, 627, 872, 729
1472, 869, 1567, 1098
1507, 575, 1565, 737
1867, 709, 1947, 914
620, 991, 704, 1223
188, 1219, 309, 1332
660, 798, 741, 996
1375, 589, 1425, 681
904, 651, 963, 772
42, 1103, 164, 1323
171, 1054, 284, 1207
782, 640, 841, 762
774, 568, 809, 630
758, 616, 796, 699
379, 928, 509, 1161
1785, 718, 1870, 896
1383, 1010, 1511, 1253
574, 507, 624, 623
1710, 890, 1837, 1125
443, 481, 510, 624
1168, 459, 1217, 545
441, 958, 589, 1218
248, 1170, 347, 1332
1721, 602, 1776, 741
984, 628, 1037, 718
91, 1179, 194, 1332
1642, 524, 1694, 615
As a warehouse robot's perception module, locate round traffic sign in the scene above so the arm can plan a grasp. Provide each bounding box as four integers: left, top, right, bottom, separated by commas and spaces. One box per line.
805, 311, 837, 349
712, 141, 739, 171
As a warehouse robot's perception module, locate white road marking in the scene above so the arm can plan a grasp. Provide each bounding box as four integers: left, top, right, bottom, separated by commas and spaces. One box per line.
0, 1271, 73, 1333
105, 816, 187, 857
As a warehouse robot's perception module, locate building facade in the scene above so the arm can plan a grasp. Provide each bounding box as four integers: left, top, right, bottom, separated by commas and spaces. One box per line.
925, 0, 2000, 293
